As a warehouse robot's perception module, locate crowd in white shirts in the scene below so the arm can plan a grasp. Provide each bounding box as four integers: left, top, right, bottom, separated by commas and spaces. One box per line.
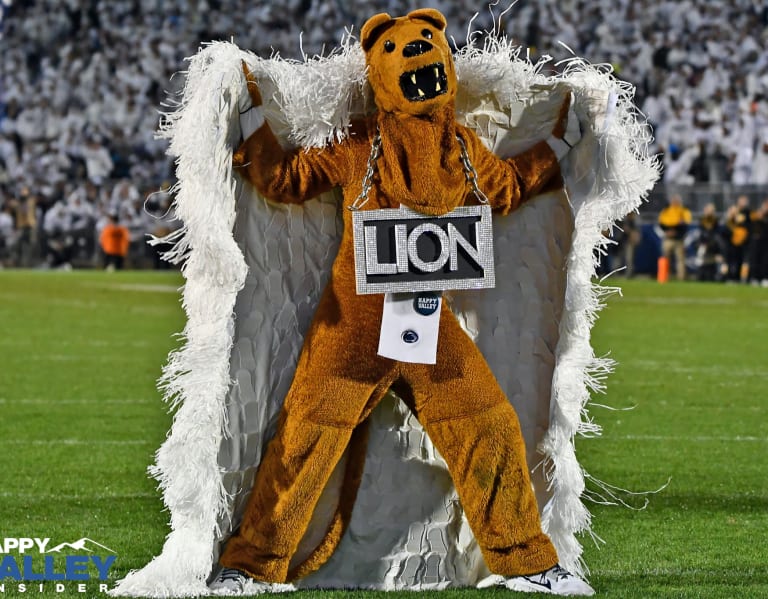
1, 0, 767, 268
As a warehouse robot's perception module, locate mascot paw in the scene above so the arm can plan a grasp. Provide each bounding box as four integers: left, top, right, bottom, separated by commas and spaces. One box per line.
547, 92, 582, 160
240, 60, 263, 107
238, 60, 265, 139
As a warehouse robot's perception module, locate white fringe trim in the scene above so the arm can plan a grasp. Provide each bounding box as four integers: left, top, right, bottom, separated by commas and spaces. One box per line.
111, 44, 250, 598
540, 58, 659, 575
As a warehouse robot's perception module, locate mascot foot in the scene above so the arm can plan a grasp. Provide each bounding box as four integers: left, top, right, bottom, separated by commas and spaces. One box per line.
209, 567, 296, 595
477, 565, 594, 596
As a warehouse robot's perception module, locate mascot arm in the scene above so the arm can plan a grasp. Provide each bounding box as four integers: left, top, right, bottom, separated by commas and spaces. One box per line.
233, 61, 352, 204
233, 127, 351, 205
463, 93, 578, 214
463, 127, 561, 215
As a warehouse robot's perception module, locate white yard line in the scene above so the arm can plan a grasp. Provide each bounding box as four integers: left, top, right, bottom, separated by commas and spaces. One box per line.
0, 439, 155, 446
608, 434, 765, 443
0, 491, 158, 500
627, 360, 767, 378
0, 339, 154, 348
594, 567, 761, 576
0, 293, 102, 308
92, 283, 181, 293
25, 353, 150, 362
0, 398, 156, 405
621, 296, 738, 306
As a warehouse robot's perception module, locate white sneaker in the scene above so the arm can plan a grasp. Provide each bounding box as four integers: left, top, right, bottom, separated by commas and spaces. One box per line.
478, 565, 595, 596
208, 567, 296, 595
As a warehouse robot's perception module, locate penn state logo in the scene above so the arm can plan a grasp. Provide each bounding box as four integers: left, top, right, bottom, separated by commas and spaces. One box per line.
353, 205, 495, 294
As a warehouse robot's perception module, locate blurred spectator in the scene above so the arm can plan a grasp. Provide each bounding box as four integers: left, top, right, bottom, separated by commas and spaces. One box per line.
695, 203, 724, 282
606, 213, 641, 278
66, 184, 98, 263
99, 213, 130, 271
9, 186, 37, 267
42, 199, 74, 268
724, 195, 752, 282
662, 144, 700, 186
0, 132, 20, 179
109, 179, 140, 215
747, 199, 768, 285
658, 194, 692, 281
120, 195, 151, 267
79, 136, 114, 186
752, 129, 768, 185
144, 185, 180, 269
0, 203, 14, 266
725, 115, 756, 185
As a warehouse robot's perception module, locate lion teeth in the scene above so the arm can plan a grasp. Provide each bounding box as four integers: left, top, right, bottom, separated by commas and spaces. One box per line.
434, 67, 439, 78
411, 74, 417, 85
418, 88, 425, 97
435, 81, 441, 91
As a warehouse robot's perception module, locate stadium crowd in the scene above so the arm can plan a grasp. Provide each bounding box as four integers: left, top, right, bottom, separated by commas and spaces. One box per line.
1, 0, 768, 278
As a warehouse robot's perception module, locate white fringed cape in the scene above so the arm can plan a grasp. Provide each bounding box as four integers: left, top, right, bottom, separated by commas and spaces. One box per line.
111, 36, 659, 598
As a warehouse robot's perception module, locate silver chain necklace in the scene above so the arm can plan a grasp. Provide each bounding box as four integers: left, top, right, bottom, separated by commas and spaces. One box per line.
347, 128, 489, 211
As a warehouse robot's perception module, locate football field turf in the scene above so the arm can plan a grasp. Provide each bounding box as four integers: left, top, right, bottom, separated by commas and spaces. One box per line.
0, 270, 766, 598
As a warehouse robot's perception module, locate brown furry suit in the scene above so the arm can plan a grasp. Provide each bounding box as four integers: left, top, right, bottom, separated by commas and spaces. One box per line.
221, 8, 570, 583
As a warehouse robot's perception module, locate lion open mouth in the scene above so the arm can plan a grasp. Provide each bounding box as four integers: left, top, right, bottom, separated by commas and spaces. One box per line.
399, 62, 448, 102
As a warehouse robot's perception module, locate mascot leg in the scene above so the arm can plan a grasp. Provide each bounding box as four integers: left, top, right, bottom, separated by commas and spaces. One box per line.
221, 344, 396, 583
220, 411, 353, 582
396, 310, 559, 577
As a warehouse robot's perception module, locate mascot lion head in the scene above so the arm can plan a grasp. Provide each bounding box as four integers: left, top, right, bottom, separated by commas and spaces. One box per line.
361, 9, 457, 116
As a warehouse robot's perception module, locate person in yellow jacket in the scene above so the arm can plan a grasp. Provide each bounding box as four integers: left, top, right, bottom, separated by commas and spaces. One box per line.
725, 195, 752, 281
658, 193, 692, 280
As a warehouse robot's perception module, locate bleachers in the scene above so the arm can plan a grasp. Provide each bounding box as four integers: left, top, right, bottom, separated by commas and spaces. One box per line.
0, 1, 767, 270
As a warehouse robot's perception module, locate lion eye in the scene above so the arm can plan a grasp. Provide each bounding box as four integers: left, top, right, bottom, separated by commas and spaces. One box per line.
422, 29, 433, 39
384, 40, 395, 53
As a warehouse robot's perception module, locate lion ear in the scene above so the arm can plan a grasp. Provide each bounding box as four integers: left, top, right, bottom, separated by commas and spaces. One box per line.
361, 13, 394, 52
407, 8, 447, 31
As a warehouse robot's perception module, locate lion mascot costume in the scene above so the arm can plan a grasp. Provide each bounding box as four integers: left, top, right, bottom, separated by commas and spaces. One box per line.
111, 8, 658, 598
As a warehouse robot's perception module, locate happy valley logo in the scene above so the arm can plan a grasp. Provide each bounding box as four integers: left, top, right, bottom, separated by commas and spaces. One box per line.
0, 537, 115, 594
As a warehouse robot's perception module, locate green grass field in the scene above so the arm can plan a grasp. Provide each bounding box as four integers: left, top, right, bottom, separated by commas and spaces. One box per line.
0, 271, 766, 598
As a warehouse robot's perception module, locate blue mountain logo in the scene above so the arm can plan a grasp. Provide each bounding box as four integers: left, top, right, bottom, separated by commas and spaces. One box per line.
45, 538, 115, 554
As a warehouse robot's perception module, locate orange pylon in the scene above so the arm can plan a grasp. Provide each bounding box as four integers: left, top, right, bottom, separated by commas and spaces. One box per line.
657, 256, 669, 283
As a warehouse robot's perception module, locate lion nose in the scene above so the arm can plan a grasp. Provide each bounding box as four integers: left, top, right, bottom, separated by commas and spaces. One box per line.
402, 40, 433, 58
